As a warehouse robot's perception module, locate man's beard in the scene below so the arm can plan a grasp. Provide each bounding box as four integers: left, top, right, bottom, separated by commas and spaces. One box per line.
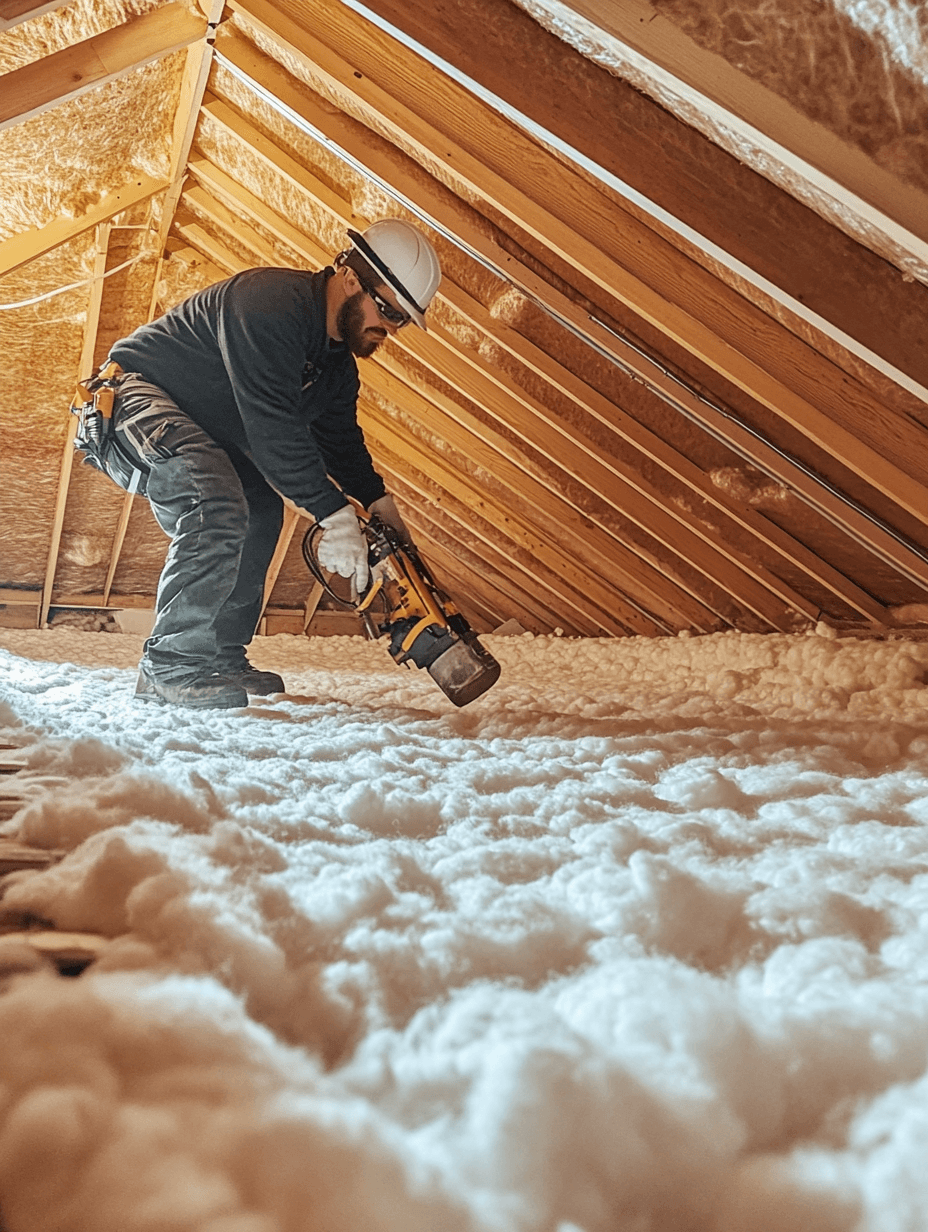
337, 290, 387, 359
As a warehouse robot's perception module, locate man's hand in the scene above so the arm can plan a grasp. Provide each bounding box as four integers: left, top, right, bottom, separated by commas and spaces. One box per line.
368, 493, 414, 547
316, 505, 369, 596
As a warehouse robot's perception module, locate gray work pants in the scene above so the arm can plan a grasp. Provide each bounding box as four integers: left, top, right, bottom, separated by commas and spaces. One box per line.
106, 372, 284, 682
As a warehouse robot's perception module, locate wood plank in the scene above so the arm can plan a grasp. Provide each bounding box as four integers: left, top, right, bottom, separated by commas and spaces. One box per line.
0, 839, 57, 873
261, 505, 301, 613
224, 3, 928, 527
395, 327, 816, 627
187, 151, 887, 624
371, 445, 606, 637
0, 4, 207, 131
353, 0, 928, 384
0, 0, 71, 30
0, 173, 167, 277
370, 356, 779, 633
146, 0, 225, 318
212, 29, 928, 594
101, 493, 135, 608
441, 280, 890, 625
362, 404, 672, 637
39, 223, 111, 629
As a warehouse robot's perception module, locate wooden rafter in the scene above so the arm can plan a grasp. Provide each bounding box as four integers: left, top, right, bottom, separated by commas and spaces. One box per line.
218, 9, 928, 531
0, 0, 70, 30
39, 223, 112, 628
0, 4, 207, 132
352, 0, 928, 385
172, 185, 707, 633
0, 175, 167, 278
370, 444, 610, 638
210, 27, 928, 595
186, 153, 888, 625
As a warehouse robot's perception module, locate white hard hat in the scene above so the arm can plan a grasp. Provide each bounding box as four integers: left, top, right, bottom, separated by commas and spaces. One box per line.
346, 219, 441, 330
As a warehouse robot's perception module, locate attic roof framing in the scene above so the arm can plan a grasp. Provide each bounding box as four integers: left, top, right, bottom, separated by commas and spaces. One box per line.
5, 0, 928, 639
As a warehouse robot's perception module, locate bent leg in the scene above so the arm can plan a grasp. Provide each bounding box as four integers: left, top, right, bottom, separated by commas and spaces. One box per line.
212, 446, 284, 671
114, 375, 249, 683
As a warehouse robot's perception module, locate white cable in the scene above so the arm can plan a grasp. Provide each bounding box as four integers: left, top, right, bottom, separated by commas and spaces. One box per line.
0, 251, 148, 311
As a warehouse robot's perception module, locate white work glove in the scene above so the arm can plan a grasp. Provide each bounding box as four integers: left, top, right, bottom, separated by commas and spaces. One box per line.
316, 505, 370, 596
368, 493, 414, 547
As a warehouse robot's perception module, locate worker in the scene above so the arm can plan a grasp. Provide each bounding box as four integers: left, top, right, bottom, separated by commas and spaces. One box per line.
74, 219, 442, 709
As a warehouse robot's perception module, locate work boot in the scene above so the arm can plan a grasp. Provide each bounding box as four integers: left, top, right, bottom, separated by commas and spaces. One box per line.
222, 664, 285, 695
134, 663, 247, 710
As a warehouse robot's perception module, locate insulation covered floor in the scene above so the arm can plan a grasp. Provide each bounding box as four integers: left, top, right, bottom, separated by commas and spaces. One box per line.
1, 626, 928, 1229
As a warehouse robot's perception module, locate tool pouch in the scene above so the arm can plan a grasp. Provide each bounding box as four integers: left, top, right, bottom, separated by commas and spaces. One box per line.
71, 362, 148, 496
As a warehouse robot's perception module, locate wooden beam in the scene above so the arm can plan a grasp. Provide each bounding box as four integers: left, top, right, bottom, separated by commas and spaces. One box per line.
362, 403, 675, 637
0, 4, 207, 131
394, 329, 815, 627
370, 442, 607, 637
101, 494, 135, 608
403, 502, 562, 634
441, 280, 890, 626
370, 355, 780, 633
211, 29, 928, 591
186, 152, 887, 624
351, 0, 928, 381
0, 0, 71, 32
261, 504, 302, 614
553, 0, 928, 267
39, 223, 112, 628
221, 6, 928, 527
147, 0, 225, 318
0, 174, 167, 277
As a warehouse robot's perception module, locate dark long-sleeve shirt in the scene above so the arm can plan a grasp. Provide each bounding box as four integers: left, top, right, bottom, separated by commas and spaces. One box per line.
110, 266, 386, 521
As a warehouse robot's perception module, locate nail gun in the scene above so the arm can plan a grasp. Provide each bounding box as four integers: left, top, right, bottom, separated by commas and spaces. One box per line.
302, 514, 501, 707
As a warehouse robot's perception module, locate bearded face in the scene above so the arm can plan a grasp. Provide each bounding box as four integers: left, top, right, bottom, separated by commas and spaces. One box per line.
336, 289, 387, 359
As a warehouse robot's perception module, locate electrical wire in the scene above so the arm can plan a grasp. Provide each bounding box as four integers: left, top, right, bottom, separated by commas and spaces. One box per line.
0, 251, 148, 311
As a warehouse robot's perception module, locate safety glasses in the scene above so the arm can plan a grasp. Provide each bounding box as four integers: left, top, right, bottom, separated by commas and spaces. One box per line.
357, 272, 411, 328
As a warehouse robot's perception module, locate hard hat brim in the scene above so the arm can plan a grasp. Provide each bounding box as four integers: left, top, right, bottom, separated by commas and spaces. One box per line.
347, 228, 429, 330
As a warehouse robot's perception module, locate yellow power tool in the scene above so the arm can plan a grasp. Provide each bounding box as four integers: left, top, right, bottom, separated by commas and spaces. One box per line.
302, 514, 501, 707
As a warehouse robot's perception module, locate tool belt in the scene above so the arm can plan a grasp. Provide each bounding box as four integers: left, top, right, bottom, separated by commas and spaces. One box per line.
71, 361, 149, 496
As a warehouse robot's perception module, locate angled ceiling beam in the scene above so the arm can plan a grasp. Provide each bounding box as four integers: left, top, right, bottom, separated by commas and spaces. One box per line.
395, 330, 816, 626
365, 419, 619, 637
0, 173, 167, 277
175, 200, 704, 632
350, 0, 928, 372
209, 29, 928, 593
184, 167, 790, 625
39, 223, 111, 628
187, 154, 886, 625
0, 0, 71, 31
147, 0, 226, 317
0, 3, 207, 131
373, 352, 789, 632
441, 280, 890, 626
386, 464, 591, 635
231, 0, 928, 522
362, 400, 682, 637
